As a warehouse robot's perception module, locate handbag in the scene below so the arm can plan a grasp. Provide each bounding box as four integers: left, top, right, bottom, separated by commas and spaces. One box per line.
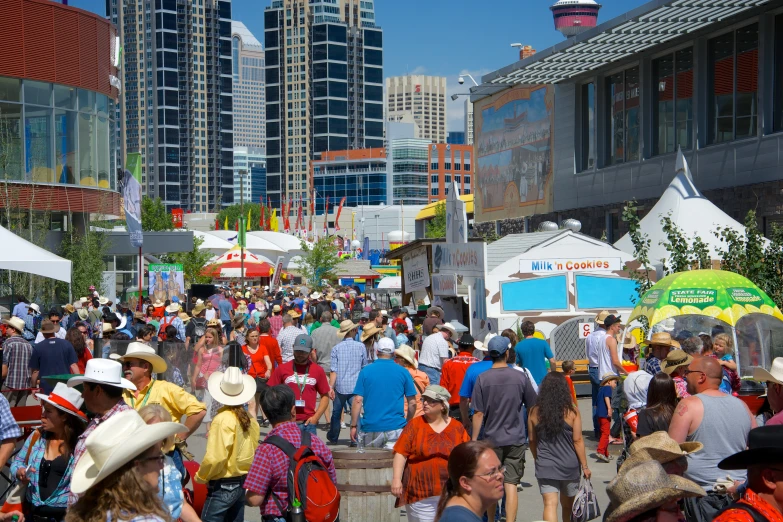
1, 428, 42, 513
571, 477, 601, 522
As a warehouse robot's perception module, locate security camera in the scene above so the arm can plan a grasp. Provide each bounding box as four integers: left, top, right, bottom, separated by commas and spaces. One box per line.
458, 76, 464, 85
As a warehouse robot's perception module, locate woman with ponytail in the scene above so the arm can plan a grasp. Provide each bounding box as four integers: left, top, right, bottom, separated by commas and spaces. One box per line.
435, 441, 505, 522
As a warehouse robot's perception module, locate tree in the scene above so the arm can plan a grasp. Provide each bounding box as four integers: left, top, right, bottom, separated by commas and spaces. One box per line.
298, 236, 341, 290
160, 235, 214, 288
215, 203, 263, 231
57, 228, 110, 300
621, 200, 654, 302
425, 201, 446, 238
141, 196, 174, 231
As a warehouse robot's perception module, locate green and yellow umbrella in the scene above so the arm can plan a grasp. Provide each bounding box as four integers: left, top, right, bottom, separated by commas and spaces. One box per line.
628, 269, 783, 328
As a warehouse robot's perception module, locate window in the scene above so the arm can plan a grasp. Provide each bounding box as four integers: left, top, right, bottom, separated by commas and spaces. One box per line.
581, 83, 595, 170
709, 24, 758, 143
606, 67, 640, 164
653, 49, 693, 155
430, 148, 438, 171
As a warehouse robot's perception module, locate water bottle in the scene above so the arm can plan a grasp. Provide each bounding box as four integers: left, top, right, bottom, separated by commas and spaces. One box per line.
291, 498, 305, 522
357, 429, 365, 453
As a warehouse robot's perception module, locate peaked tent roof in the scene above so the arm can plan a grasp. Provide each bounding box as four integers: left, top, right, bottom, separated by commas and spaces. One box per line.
0, 225, 71, 283
614, 149, 748, 264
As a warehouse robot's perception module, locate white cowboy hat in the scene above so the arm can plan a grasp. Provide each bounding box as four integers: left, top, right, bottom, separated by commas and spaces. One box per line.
474, 332, 497, 352
207, 367, 256, 406
165, 303, 180, 314
70, 409, 186, 494
35, 382, 88, 421
114, 312, 127, 330
754, 357, 783, 386
68, 359, 136, 390
2, 317, 25, 334
153, 299, 165, 307
310, 292, 322, 300
118, 342, 168, 374
98, 297, 109, 306
27, 303, 40, 315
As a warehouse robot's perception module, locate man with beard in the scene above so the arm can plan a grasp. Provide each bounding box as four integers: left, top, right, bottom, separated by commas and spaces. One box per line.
669, 356, 756, 522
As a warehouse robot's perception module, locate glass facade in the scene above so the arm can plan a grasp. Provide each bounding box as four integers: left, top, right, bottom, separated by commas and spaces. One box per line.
0, 77, 116, 189
653, 48, 694, 155
607, 67, 640, 164
581, 82, 595, 170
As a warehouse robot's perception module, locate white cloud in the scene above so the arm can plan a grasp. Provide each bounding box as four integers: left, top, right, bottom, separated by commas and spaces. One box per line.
410, 65, 427, 75
446, 68, 491, 132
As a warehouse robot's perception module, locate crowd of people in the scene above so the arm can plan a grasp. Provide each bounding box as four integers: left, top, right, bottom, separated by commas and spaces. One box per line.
2, 287, 783, 522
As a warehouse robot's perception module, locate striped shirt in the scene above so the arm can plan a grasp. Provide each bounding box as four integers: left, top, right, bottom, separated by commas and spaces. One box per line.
330, 339, 368, 395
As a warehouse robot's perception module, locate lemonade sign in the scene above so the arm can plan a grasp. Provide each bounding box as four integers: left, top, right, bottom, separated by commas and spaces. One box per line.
628, 270, 783, 327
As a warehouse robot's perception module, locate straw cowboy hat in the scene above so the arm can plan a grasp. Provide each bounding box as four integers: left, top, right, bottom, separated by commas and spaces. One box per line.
64, 304, 75, 314
119, 342, 168, 374
310, 292, 322, 300
98, 297, 109, 306
165, 303, 180, 314
287, 309, 302, 319
337, 320, 358, 338
153, 299, 165, 308
621, 430, 703, 470
719, 425, 783, 470
192, 303, 206, 316
236, 302, 249, 315
2, 317, 25, 335
427, 306, 444, 317
595, 310, 611, 325
753, 357, 783, 385
272, 304, 282, 313
178, 312, 191, 324
604, 460, 705, 522
600, 373, 620, 386
35, 382, 88, 421
360, 324, 382, 342
70, 409, 186, 495
661, 350, 693, 375
77, 308, 89, 321
208, 367, 256, 406
102, 323, 116, 335
642, 332, 680, 349
207, 318, 222, 328
68, 359, 136, 390
394, 345, 418, 368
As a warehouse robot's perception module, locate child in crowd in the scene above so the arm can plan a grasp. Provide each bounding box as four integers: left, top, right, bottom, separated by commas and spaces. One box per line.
596, 373, 619, 463
562, 360, 577, 405
714, 333, 741, 392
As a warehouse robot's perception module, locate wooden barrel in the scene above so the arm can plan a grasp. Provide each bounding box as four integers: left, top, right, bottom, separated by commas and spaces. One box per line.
333, 448, 401, 522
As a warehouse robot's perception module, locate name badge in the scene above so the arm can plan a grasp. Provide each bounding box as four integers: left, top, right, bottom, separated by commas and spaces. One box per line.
295, 400, 306, 408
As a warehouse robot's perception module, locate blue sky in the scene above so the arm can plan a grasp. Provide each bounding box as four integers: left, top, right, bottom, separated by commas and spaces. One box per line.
69, 0, 648, 129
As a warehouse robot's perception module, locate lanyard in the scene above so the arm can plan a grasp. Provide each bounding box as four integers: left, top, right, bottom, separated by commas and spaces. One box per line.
131, 380, 155, 408
293, 364, 309, 398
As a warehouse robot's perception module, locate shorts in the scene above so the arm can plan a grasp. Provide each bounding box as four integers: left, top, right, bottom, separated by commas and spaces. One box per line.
538, 477, 579, 497
493, 444, 526, 485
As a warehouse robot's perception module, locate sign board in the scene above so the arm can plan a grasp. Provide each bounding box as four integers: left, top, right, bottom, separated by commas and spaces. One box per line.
520, 257, 623, 273
432, 242, 486, 278
402, 247, 430, 294
432, 274, 458, 296
122, 152, 143, 248
578, 322, 594, 339
469, 277, 488, 338
148, 264, 184, 303
446, 181, 468, 244
270, 256, 285, 291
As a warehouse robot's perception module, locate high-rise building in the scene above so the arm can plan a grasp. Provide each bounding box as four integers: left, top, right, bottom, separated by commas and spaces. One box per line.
233, 147, 266, 204
263, 0, 384, 210
312, 148, 387, 213
464, 98, 474, 145
428, 143, 474, 203
387, 121, 429, 206
231, 22, 265, 151
386, 75, 447, 144
109, 0, 234, 212
447, 132, 465, 145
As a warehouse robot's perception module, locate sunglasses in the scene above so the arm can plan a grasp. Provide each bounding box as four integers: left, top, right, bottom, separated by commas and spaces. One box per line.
138, 454, 166, 465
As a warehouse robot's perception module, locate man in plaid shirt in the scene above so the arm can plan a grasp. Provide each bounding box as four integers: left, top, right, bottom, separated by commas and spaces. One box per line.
1, 317, 33, 407
276, 313, 301, 363
246, 385, 336, 520
268, 304, 284, 338
326, 320, 368, 444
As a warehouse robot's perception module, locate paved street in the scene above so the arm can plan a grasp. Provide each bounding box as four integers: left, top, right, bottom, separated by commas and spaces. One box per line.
185, 396, 619, 522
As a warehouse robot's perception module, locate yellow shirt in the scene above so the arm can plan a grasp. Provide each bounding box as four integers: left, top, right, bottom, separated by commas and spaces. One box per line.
195, 407, 261, 483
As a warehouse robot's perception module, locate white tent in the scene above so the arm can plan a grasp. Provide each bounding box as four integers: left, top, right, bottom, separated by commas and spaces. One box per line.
192, 230, 234, 255
249, 231, 308, 253
0, 225, 71, 283
376, 276, 401, 290
614, 149, 749, 265
204, 230, 286, 254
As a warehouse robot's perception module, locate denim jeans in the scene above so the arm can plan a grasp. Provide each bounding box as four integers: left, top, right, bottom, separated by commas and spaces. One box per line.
201, 480, 245, 522
327, 392, 354, 442
588, 366, 600, 436
419, 364, 441, 385
166, 447, 186, 481
297, 422, 317, 436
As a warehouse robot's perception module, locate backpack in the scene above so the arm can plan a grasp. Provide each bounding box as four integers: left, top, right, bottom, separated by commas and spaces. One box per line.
264, 430, 340, 522
158, 316, 176, 341
191, 318, 207, 344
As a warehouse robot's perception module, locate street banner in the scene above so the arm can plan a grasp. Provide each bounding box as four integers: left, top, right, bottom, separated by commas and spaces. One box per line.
270, 256, 285, 291
402, 247, 430, 293
122, 152, 143, 248
432, 274, 458, 296
323, 196, 330, 236
334, 196, 346, 231
284, 197, 291, 234
260, 196, 266, 230
238, 216, 246, 248
149, 264, 184, 303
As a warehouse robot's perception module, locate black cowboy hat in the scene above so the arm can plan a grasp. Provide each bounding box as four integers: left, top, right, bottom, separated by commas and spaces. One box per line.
719, 426, 783, 470
457, 333, 475, 347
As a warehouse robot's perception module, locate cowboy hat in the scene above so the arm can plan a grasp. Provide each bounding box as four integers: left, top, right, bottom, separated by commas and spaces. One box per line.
98, 297, 109, 306
64, 304, 75, 314
68, 359, 136, 390
337, 320, 358, 338
79, 297, 88, 304
27, 303, 40, 315
208, 367, 256, 406
604, 460, 705, 522
360, 324, 381, 342
178, 312, 191, 324
622, 431, 703, 470
114, 312, 127, 330
153, 299, 165, 307
753, 357, 783, 386
594, 310, 611, 325
2, 317, 25, 334
457, 333, 475, 348
272, 304, 282, 313
475, 332, 497, 352
600, 373, 620, 386
720, 425, 783, 470
165, 303, 180, 314
77, 308, 89, 321
70, 409, 186, 494
39, 320, 56, 334
207, 318, 222, 328
427, 306, 444, 317
35, 382, 88, 421
133, 311, 145, 321
192, 303, 206, 316
119, 342, 168, 374
394, 345, 418, 368
642, 332, 679, 349
661, 350, 693, 375
310, 292, 322, 300
439, 323, 457, 336
102, 322, 116, 335
287, 309, 301, 319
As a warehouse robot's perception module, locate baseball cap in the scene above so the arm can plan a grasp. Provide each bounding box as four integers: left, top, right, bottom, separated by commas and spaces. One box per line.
360, 311, 370, 320
293, 334, 313, 352
604, 314, 623, 328
488, 336, 511, 357
376, 337, 395, 355
421, 385, 451, 405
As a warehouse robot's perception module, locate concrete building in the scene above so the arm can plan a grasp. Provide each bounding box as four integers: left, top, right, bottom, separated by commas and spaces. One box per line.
448, 132, 466, 145
263, 0, 384, 209
428, 144, 474, 203
108, 0, 234, 212
386, 75, 448, 143
464, 98, 474, 145
231, 22, 265, 151
312, 148, 388, 213
233, 147, 266, 204
470, 0, 783, 242
389, 138, 430, 206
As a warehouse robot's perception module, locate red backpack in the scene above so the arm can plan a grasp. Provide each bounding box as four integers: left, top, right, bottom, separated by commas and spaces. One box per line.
158, 315, 176, 341
264, 430, 340, 522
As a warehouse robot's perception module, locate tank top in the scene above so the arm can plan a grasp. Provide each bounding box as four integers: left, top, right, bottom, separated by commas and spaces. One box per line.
596, 335, 614, 379
534, 420, 580, 481
200, 347, 222, 377
685, 393, 750, 488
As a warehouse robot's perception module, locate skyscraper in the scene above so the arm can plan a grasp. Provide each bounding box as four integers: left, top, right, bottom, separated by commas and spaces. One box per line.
386, 75, 447, 144
263, 0, 384, 209
109, 0, 234, 212
231, 21, 265, 150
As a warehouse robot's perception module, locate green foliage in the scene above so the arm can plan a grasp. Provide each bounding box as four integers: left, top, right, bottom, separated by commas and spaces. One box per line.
425, 201, 446, 239
621, 200, 654, 300
215, 204, 263, 231
160, 235, 214, 288
141, 197, 174, 231
479, 227, 502, 244
691, 235, 711, 270
660, 214, 693, 274
58, 228, 110, 299
298, 236, 341, 290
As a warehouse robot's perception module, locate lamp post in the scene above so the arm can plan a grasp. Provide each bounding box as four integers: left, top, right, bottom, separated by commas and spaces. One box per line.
239, 169, 247, 290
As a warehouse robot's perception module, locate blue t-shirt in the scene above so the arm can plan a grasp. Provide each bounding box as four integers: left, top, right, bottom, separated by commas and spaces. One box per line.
439, 506, 482, 522
353, 359, 416, 432
29, 338, 78, 394
218, 299, 233, 321
596, 385, 613, 418
515, 338, 554, 385
459, 360, 493, 398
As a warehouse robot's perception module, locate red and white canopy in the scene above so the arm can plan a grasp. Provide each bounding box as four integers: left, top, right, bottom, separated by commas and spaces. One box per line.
201, 246, 274, 279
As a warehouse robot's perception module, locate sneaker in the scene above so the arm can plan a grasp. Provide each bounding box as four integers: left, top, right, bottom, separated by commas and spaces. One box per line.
341, 422, 348, 429
596, 453, 610, 463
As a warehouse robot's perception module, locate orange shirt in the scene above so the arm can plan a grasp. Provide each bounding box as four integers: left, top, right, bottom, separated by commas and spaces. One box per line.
404, 368, 430, 418
714, 489, 783, 522
565, 375, 577, 405
440, 354, 479, 406
392, 416, 470, 507
258, 334, 282, 369
243, 344, 269, 378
